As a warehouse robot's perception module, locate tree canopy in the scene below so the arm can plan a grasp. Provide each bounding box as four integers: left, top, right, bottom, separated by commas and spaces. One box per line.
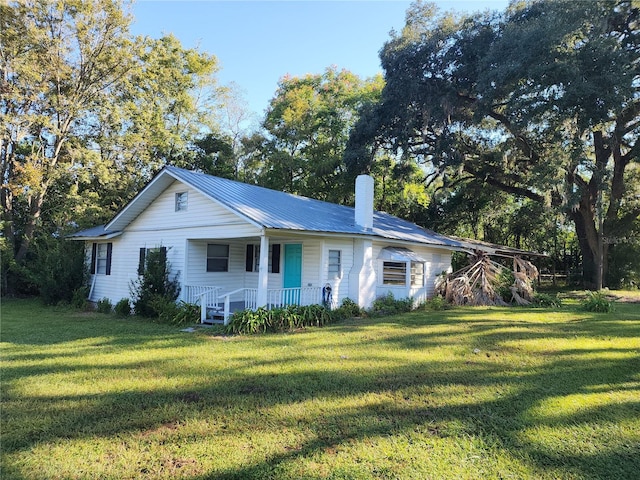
347, 0, 640, 287
1, 0, 224, 293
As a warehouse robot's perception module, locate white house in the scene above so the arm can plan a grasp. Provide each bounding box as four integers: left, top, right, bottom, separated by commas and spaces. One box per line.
69, 166, 492, 323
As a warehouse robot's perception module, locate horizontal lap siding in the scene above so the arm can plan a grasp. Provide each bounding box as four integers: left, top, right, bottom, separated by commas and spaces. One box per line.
187, 241, 246, 292
373, 242, 453, 301
89, 181, 260, 304
322, 239, 354, 304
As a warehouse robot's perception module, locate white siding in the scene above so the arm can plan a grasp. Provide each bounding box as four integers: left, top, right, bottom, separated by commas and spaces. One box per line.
88, 181, 261, 303
320, 239, 354, 305
86, 177, 454, 310
373, 242, 452, 304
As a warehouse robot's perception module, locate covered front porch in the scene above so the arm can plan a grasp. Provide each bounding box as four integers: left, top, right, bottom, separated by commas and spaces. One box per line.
179, 235, 326, 324
182, 285, 324, 324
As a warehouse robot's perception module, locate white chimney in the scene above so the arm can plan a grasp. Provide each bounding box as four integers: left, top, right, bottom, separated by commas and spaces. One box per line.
355, 174, 374, 230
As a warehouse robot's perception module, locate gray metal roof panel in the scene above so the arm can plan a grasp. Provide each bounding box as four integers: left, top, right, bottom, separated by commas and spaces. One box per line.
166, 166, 465, 248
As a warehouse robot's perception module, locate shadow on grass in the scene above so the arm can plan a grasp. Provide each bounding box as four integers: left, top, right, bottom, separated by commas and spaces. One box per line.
2, 299, 639, 479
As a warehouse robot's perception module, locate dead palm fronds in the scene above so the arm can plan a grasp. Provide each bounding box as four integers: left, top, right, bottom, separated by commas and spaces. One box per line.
510, 256, 538, 305
436, 252, 539, 307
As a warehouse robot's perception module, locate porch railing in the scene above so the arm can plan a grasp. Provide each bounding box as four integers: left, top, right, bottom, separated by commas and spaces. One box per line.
189, 285, 324, 325
220, 288, 258, 325
184, 285, 222, 306
267, 286, 322, 309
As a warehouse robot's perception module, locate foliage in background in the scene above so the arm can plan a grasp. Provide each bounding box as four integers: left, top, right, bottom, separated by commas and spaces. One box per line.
1, 0, 224, 295
347, 0, 640, 288
25, 237, 87, 305
581, 290, 615, 313
532, 292, 563, 308
70, 286, 91, 310
130, 248, 180, 318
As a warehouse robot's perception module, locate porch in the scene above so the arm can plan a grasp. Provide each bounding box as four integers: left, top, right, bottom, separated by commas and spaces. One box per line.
183, 285, 324, 324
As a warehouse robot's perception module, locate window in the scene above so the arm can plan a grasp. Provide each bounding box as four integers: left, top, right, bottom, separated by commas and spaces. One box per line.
175, 192, 188, 211
91, 242, 112, 275
383, 261, 406, 285
411, 261, 424, 287
207, 244, 229, 272
137, 247, 166, 276
245, 244, 281, 273
328, 249, 341, 279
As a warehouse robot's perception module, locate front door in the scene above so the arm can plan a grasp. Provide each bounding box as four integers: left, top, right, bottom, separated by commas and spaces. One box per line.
283, 244, 302, 304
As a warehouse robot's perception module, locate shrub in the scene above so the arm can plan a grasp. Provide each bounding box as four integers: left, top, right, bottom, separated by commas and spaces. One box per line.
225, 304, 335, 335
28, 237, 87, 305
423, 295, 448, 311
71, 286, 91, 310
147, 294, 179, 322
332, 297, 362, 320
370, 293, 413, 316
532, 292, 562, 308
581, 290, 614, 313
171, 302, 201, 326
96, 297, 113, 314
114, 298, 131, 317
130, 247, 180, 317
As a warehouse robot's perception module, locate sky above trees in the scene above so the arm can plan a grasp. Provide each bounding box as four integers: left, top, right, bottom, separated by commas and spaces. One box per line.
130, 0, 509, 118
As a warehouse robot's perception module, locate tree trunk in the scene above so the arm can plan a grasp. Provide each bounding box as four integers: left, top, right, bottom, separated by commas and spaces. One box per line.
14, 191, 45, 262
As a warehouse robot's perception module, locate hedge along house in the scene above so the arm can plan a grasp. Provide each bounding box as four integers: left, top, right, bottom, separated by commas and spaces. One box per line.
69, 166, 482, 323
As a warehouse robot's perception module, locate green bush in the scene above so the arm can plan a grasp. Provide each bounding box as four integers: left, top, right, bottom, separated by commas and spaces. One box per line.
130, 247, 180, 317
114, 298, 131, 317
497, 268, 516, 302
532, 292, 562, 308
581, 290, 614, 313
423, 295, 448, 311
332, 297, 362, 319
225, 304, 335, 335
370, 293, 413, 316
96, 297, 113, 314
71, 286, 91, 310
28, 237, 87, 305
171, 302, 200, 326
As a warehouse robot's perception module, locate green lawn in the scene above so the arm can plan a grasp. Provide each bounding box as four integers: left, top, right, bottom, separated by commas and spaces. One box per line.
1, 297, 639, 480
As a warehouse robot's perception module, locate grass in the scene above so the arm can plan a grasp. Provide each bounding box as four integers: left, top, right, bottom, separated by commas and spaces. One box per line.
1, 295, 639, 479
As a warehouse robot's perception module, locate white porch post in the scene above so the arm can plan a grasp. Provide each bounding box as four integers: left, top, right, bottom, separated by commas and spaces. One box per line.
257, 233, 269, 307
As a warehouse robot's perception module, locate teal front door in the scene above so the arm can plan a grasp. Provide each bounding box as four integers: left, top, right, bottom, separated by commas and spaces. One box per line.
283, 244, 302, 305
283, 244, 302, 289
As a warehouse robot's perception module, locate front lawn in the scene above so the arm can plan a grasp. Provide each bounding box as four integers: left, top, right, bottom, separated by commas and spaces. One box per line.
1, 297, 639, 479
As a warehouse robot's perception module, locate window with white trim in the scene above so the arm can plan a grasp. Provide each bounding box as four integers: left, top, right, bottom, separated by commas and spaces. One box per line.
328, 249, 341, 279
383, 261, 407, 285
96, 243, 109, 274
411, 261, 425, 287
207, 244, 229, 272
175, 192, 188, 211
379, 247, 427, 288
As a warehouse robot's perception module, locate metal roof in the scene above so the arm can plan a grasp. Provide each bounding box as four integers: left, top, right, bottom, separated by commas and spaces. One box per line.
66, 225, 122, 240
70, 166, 540, 256
162, 166, 466, 249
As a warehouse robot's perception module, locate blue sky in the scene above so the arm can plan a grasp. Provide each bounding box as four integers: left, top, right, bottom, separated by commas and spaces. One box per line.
130, 1, 509, 120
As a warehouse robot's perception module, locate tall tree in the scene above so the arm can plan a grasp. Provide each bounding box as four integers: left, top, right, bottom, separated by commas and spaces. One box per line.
347, 0, 639, 287
261, 67, 384, 203
1, 0, 223, 294
1, 0, 134, 262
